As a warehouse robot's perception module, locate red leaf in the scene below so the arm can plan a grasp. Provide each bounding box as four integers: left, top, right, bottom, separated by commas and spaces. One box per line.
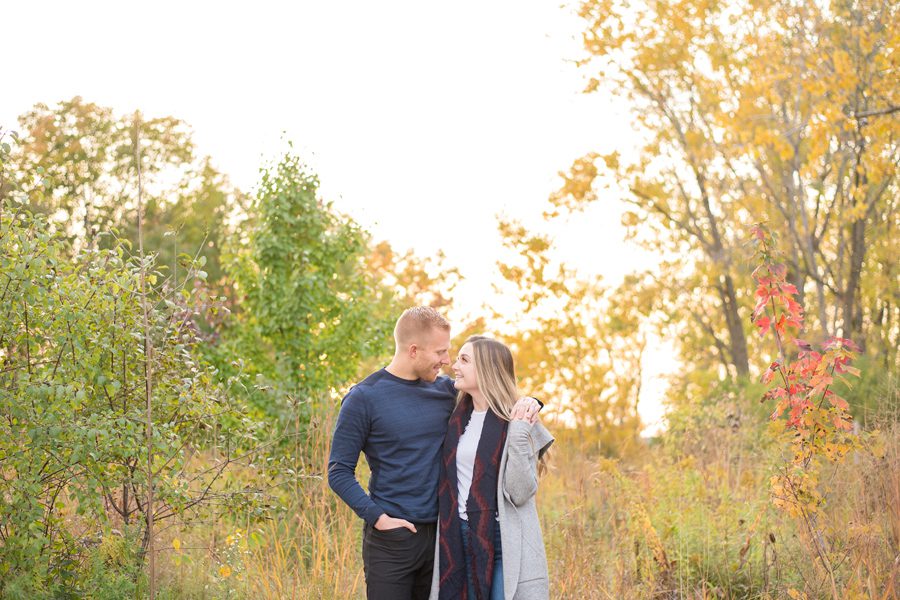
843, 338, 861, 353
771, 404, 787, 420
774, 314, 787, 335
829, 395, 849, 411
770, 386, 788, 399
824, 337, 860, 353
833, 415, 853, 431
785, 298, 803, 320
756, 287, 773, 302
753, 298, 769, 320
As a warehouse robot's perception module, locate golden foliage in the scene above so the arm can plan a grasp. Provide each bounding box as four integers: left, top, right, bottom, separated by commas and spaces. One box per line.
562, 0, 899, 373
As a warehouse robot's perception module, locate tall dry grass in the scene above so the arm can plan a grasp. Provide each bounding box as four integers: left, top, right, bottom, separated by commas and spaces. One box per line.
536, 403, 900, 599
241, 412, 365, 599
159, 391, 899, 599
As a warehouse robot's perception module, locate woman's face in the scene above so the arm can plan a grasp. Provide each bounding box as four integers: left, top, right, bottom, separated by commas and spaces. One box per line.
452, 342, 479, 394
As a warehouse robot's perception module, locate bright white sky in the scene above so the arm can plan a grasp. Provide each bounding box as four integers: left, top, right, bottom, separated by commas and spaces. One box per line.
2, 0, 674, 434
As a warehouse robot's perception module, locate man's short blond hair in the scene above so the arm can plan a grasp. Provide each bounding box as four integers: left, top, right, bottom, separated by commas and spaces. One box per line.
394, 306, 450, 346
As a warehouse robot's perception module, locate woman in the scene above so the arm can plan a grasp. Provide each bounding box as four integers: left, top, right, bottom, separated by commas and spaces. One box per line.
430, 336, 553, 600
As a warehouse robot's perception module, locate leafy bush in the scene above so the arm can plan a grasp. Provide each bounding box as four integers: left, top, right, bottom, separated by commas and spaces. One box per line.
0, 198, 262, 596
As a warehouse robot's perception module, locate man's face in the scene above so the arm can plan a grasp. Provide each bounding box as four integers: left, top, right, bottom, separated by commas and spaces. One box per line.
411, 327, 451, 382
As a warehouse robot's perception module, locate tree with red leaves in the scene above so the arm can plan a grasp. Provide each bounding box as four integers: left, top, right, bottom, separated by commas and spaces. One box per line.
750, 223, 862, 598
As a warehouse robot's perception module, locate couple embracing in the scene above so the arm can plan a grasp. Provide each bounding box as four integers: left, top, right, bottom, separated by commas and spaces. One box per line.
328, 306, 554, 600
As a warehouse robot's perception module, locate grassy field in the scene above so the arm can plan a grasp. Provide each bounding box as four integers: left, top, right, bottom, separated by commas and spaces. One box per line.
153, 392, 899, 599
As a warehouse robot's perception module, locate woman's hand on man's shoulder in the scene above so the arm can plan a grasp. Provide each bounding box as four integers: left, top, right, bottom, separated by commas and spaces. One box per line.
510, 397, 539, 425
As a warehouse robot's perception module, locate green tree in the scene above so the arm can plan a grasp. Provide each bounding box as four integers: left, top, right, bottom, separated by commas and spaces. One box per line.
212, 150, 392, 422
9, 97, 244, 321
120, 157, 246, 293
10, 97, 194, 247
0, 197, 262, 597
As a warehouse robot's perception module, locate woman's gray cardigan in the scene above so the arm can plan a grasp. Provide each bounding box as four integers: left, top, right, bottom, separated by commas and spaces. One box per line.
430, 418, 554, 600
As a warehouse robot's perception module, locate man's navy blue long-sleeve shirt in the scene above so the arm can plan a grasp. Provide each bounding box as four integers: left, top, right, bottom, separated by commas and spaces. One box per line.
327, 369, 456, 525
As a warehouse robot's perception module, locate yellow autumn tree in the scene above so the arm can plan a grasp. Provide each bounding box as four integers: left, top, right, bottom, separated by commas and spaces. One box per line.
556, 0, 898, 379
366, 240, 461, 311
491, 219, 647, 455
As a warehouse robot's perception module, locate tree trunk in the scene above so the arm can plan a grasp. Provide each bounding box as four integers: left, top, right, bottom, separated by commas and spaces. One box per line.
720, 274, 750, 377
842, 216, 866, 349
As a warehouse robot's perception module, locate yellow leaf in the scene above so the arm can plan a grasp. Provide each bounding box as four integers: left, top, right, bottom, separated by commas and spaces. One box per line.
172, 538, 181, 551
219, 564, 232, 578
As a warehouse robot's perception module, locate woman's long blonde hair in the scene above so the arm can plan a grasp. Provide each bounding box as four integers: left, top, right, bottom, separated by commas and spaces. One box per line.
456, 335, 519, 421
458, 335, 550, 473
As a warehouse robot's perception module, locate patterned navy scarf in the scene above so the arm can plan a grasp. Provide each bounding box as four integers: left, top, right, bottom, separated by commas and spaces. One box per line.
437, 396, 508, 600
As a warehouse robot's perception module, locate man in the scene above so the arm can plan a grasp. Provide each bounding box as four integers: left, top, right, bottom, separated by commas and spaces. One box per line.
328, 306, 539, 599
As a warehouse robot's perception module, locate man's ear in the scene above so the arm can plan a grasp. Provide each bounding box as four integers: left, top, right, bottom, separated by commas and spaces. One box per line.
407, 344, 418, 359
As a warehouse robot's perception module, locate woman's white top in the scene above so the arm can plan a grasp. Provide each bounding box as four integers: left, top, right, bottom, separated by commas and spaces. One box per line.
455, 409, 487, 520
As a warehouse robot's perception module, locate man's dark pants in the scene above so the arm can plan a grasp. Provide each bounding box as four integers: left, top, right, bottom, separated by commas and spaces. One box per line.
362, 521, 436, 600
